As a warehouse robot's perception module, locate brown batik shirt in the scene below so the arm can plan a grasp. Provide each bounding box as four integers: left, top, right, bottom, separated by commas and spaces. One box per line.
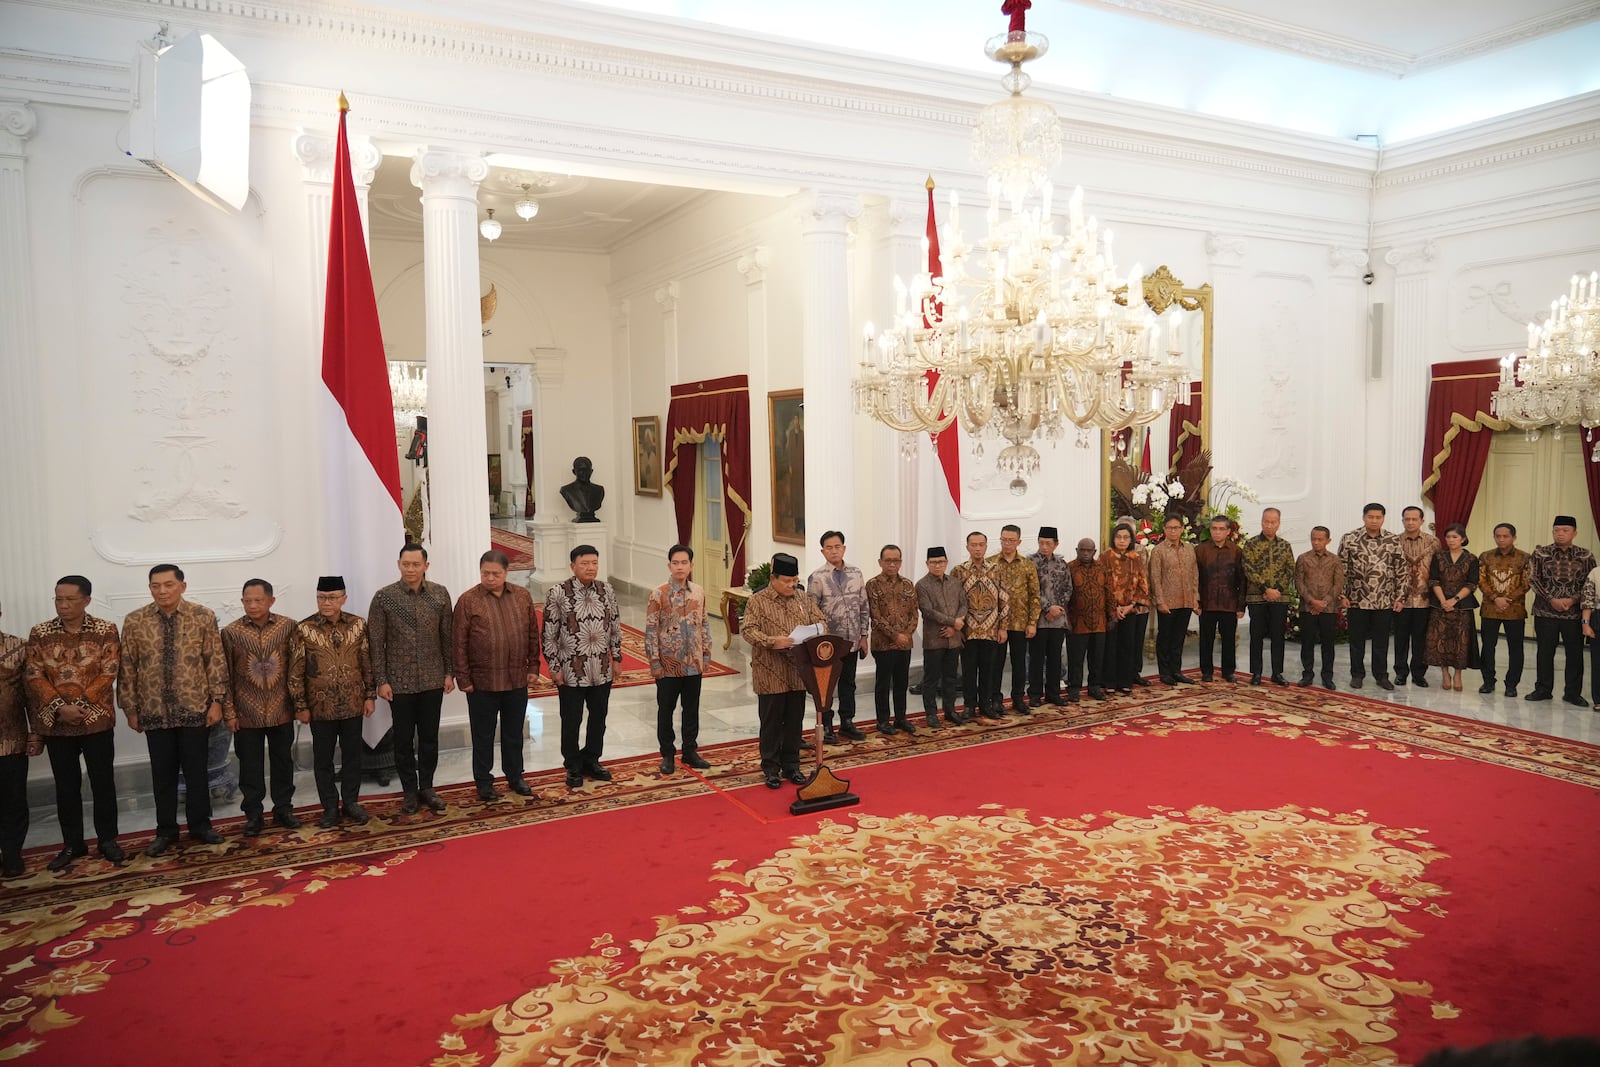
1397, 531, 1441, 609
1295, 550, 1345, 615
118, 600, 227, 730
368, 579, 454, 696
24, 615, 120, 737
220, 613, 295, 729
0, 632, 28, 758
1194, 542, 1247, 614
866, 574, 919, 653
953, 558, 1010, 642
1066, 559, 1110, 635
1477, 548, 1531, 621
1338, 528, 1406, 610
1530, 542, 1597, 620
289, 611, 374, 721
742, 587, 826, 695
1148, 539, 1199, 613
455, 584, 543, 692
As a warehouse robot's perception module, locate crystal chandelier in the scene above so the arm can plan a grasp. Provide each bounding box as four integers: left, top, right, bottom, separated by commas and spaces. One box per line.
1491, 270, 1600, 461
389, 362, 427, 432
852, 3, 1190, 491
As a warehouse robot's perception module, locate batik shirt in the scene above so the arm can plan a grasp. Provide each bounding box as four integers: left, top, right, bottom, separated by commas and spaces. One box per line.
1195, 542, 1247, 613
1240, 535, 1297, 605
0, 633, 27, 758
1103, 549, 1151, 615
865, 574, 919, 652
644, 579, 710, 678
454, 584, 542, 692
1583, 568, 1600, 614
118, 600, 227, 730
24, 615, 120, 736
1338, 528, 1406, 610
1147, 540, 1199, 613
367, 579, 454, 695
1294, 551, 1345, 616
806, 564, 870, 644
1477, 548, 1532, 621
1066, 559, 1110, 635
542, 578, 623, 687
988, 554, 1041, 632
1529, 542, 1597, 620
1030, 552, 1074, 631
741, 588, 826, 695
220, 613, 294, 729
915, 573, 968, 650
1397, 531, 1441, 609
288, 611, 374, 722
953, 558, 1010, 642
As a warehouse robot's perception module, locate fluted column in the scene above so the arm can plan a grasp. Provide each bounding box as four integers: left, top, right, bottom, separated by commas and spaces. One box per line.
1204, 232, 1249, 486
0, 102, 46, 623
1383, 241, 1437, 513
1327, 246, 1373, 525
411, 148, 490, 602
875, 197, 924, 558
800, 192, 862, 553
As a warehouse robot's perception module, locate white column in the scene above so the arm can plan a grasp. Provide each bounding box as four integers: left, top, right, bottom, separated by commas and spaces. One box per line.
737, 249, 769, 579
0, 102, 47, 624
411, 148, 490, 602
1204, 232, 1249, 485
880, 197, 924, 559
1383, 241, 1437, 513
506, 364, 533, 522
800, 192, 862, 558
528, 346, 580, 577
655, 282, 680, 385
1327, 246, 1373, 529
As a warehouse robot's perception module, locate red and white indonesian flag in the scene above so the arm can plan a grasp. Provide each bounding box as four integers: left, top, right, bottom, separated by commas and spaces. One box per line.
320, 100, 403, 745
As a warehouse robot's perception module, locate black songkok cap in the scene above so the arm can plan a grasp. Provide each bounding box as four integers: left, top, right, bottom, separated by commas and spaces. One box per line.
926, 546, 947, 560
1553, 514, 1578, 528
316, 576, 346, 592
1038, 526, 1059, 541
771, 553, 799, 577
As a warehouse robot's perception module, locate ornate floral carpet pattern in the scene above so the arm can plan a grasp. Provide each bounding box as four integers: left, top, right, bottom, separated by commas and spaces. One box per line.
528, 623, 739, 699
488, 527, 536, 571
2, 686, 1596, 1065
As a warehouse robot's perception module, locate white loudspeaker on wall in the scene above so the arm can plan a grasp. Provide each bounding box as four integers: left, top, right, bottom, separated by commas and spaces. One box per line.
1368, 302, 1385, 380
127, 31, 251, 213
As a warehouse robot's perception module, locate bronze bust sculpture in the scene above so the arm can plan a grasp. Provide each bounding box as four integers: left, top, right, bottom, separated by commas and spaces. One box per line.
559, 456, 605, 523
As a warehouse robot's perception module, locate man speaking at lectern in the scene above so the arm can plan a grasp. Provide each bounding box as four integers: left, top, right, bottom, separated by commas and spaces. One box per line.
741, 553, 826, 790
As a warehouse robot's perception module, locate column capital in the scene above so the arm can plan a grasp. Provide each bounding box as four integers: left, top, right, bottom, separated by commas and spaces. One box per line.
736, 247, 770, 286
799, 192, 863, 236
1384, 241, 1437, 277
409, 147, 489, 199
0, 101, 38, 156
291, 129, 379, 185
1328, 246, 1371, 279
531, 346, 565, 386
611, 299, 631, 329
1205, 232, 1248, 268
654, 281, 679, 313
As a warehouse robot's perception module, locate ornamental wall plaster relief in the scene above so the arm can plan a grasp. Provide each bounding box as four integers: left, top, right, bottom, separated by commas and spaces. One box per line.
1448, 250, 1600, 352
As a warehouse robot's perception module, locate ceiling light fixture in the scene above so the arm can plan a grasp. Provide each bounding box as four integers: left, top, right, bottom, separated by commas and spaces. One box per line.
479, 207, 501, 241
514, 183, 540, 220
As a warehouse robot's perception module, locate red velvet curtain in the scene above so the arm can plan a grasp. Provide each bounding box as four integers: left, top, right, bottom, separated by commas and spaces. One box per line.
664, 375, 753, 586
1167, 382, 1203, 474
1586, 429, 1600, 534
520, 410, 535, 518
1421, 359, 1502, 530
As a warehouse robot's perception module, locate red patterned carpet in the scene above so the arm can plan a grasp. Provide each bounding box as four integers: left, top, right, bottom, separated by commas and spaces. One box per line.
488, 526, 537, 571
2, 688, 1596, 1066
528, 623, 739, 698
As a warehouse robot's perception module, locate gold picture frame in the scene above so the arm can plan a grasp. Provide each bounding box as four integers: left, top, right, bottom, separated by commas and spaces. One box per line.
768, 389, 805, 545
633, 415, 663, 497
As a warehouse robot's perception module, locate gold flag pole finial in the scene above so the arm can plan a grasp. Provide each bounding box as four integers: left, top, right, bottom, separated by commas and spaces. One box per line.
338, 91, 350, 113
925, 174, 935, 190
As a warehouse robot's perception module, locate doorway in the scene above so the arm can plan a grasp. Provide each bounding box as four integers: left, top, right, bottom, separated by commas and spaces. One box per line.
1466, 431, 1596, 550
692, 436, 732, 609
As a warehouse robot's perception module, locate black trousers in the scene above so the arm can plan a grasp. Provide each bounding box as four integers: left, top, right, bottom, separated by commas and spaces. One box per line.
1104, 617, 1143, 689
46, 731, 118, 848
656, 674, 703, 757
556, 684, 610, 772
233, 722, 294, 818
1590, 629, 1600, 704
1247, 601, 1290, 677
993, 631, 1028, 705
1066, 632, 1105, 694
1133, 612, 1149, 676
1345, 607, 1393, 678
1392, 606, 1431, 681
1028, 629, 1065, 702
1533, 617, 1584, 699
309, 717, 363, 810
1198, 611, 1239, 679
962, 639, 998, 713
1155, 608, 1192, 680
921, 647, 960, 720
1479, 617, 1525, 686
147, 725, 212, 836
873, 649, 911, 722
1299, 612, 1337, 680
390, 688, 444, 794
757, 690, 807, 775
467, 688, 529, 784
0, 752, 28, 862
823, 651, 860, 727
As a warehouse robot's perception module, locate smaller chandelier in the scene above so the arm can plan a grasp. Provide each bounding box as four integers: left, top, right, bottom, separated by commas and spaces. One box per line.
515, 183, 540, 220
389, 362, 427, 432
1491, 269, 1600, 460
479, 208, 501, 241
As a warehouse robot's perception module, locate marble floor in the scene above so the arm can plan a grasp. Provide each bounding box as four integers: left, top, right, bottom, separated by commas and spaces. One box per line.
15, 582, 1598, 852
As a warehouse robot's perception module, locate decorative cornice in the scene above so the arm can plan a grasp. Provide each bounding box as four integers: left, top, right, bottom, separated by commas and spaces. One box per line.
1328, 246, 1371, 278
0, 100, 37, 156
653, 282, 679, 313
1205, 232, 1248, 267
530, 345, 565, 386
799, 192, 863, 236
736, 247, 769, 287
290, 129, 379, 185
409, 147, 489, 198
1384, 241, 1438, 277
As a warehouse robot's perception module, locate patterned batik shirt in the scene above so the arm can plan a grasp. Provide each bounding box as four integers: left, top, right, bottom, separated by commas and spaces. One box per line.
118, 600, 227, 730
0, 632, 28, 757
220, 613, 295, 729
741, 587, 826, 695
1240, 534, 1297, 605
1529, 542, 1597, 620
543, 578, 623, 687
1583, 568, 1600, 613
1397, 532, 1441, 609
367, 579, 454, 695
1030, 552, 1074, 631
1295, 551, 1345, 615
454, 584, 542, 692
865, 574, 919, 652
1338, 528, 1406, 610
1477, 548, 1532, 621
1103, 549, 1151, 615
288, 611, 374, 721
1147, 540, 1199, 613
953, 558, 1010, 642
1066, 559, 1110, 635
915, 573, 968, 650
644, 579, 710, 678
988, 553, 1042, 632
807, 564, 870, 644
24, 615, 120, 736
1195, 542, 1247, 613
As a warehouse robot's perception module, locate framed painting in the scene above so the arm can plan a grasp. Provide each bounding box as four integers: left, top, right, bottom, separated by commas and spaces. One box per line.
767, 389, 805, 545
633, 415, 663, 497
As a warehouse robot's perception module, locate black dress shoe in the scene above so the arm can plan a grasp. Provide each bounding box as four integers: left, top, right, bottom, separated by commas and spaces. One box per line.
785, 768, 808, 785
47, 844, 87, 872
564, 771, 583, 788
1249, 674, 1262, 686
659, 756, 675, 774
1350, 674, 1364, 689
1412, 676, 1429, 688
1563, 694, 1590, 708
1048, 693, 1065, 706
1221, 674, 1237, 683
145, 833, 179, 857
1525, 690, 1553, 702
419, 789, 447, 812
926, 714, 946, 728
682, 751, 711, 770
1176, 675, 1198, 686
400, 793, 420, 815
821, 726, 838, 746
839, 723, 867, 741
99, 840, 126, 865
583, 763, 614, 782
508, 778, 534, 796
341, 802, 369, 825
1087, 688, 1107, 701
800, 739, 816, 751
878, 721, 899, 736
1505, 685, 1518, 698
1, 855, 21, 878
316, 809, 340, 829
1131, 677, 1151, 687
274, 808, 303, 829
1478, 681, 1496, 694
763, 772, 782, 789
1200, 674, 1214, 683
1013, 698, 1032, 714
477, 785, 502, 802
1064, 695, 1079, 704
1394, 674, 1408, 686
1299, 675, 1314, 687
897, 719, 917, 735
1322, 677, 1336, 691
1270, 675, 1288, 687
243, 816, 264, 838
191, 828, 225, 846
1376, 677, 1396, 691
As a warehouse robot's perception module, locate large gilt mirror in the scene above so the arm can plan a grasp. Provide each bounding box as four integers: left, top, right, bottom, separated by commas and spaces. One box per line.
1099, 267, 1214, 539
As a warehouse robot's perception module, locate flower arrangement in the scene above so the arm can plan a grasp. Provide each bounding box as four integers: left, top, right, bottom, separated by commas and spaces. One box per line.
1111, 450, 1263, 546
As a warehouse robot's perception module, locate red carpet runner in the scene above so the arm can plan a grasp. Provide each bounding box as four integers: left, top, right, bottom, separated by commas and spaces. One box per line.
1, 688, 1596, 1065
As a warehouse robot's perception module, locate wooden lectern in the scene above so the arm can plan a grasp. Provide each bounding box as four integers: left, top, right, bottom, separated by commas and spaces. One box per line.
788, 633, 862, 815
